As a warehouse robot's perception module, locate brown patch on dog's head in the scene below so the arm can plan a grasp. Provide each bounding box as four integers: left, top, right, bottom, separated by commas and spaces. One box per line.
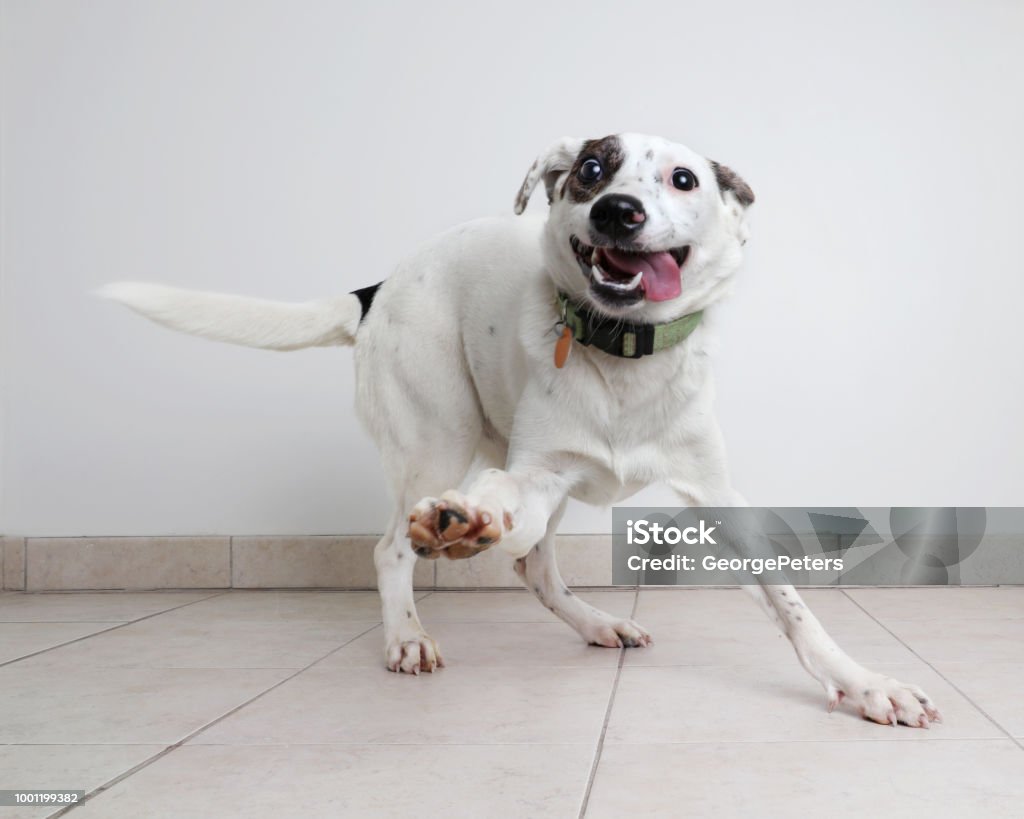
564, 135, 625, 203
710, 160, 755, 207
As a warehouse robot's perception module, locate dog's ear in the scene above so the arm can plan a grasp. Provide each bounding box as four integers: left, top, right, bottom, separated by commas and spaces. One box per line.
709, 161, 755, 208
514, 137, 584, 214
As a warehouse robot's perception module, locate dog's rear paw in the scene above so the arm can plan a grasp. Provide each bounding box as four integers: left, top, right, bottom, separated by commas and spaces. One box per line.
407, 491, 508, 560
828, 673, 941, 728
583, 618, 653, 649
385, 632, 445, 675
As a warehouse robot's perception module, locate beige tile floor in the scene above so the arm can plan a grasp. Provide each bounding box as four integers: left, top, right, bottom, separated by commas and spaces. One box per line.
0, 587, 1022, 818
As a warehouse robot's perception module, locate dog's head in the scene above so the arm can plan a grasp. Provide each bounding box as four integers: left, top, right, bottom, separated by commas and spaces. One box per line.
515, 133, 754, 323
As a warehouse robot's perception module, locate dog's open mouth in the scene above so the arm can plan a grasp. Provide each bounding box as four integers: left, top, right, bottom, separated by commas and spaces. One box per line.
570, 235, 689, 304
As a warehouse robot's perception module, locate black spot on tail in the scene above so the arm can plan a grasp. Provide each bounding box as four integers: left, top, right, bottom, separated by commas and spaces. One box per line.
351, 282, 383, 322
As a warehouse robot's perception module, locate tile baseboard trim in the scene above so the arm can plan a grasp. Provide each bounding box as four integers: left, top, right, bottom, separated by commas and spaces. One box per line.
1, 534, 612, 591
2, 534, 1021, 591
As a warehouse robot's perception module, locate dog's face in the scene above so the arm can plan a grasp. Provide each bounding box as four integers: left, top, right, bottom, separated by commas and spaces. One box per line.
515, 133, 754, 323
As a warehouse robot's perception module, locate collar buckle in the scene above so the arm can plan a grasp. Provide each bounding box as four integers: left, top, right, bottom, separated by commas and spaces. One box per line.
621, 324, 656, 358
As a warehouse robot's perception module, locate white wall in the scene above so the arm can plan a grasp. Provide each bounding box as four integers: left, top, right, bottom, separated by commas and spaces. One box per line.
2, 0, 1022, 537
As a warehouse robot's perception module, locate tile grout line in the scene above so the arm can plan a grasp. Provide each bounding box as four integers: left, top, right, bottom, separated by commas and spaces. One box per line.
85, 736, 1015, 747
577, 585, 639, 819
3, 736, 1014, 748
52, 619, 385, 817
0, 592, 231, 669
841, 590, 1024, 751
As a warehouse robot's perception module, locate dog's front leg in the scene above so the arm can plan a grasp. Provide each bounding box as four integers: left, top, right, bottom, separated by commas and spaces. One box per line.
746, 582, 940, 727
675, 485, 942, 727
408, 462, 572, 560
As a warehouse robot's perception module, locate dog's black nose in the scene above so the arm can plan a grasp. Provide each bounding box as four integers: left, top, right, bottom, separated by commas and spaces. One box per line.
589, 194, 646, 239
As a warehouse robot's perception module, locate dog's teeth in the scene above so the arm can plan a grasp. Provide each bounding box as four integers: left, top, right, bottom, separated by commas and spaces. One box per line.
593, 266, 643, 292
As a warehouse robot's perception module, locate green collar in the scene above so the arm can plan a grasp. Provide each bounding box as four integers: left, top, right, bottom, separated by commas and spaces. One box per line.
556, 292, 703, 360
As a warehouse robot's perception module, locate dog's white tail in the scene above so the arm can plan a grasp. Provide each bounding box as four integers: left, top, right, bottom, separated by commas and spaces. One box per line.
98, 282, 363, 350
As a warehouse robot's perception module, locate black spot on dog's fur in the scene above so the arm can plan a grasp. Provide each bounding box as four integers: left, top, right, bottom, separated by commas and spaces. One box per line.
565, 135, 624, 203
406, 610, 412, 618
645, 149, 654, 160
710, 160, 755, 207
488, 325, 495, 336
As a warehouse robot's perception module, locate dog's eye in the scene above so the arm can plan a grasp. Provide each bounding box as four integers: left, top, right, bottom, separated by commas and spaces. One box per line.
672, 168, 698, 191
578, 158, 603, 183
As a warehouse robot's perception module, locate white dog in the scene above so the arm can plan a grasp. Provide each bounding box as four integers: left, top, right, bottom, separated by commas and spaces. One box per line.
103, 133, 940, 727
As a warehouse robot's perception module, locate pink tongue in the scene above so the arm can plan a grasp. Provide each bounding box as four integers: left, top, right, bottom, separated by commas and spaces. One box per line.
601, 248, 681, 302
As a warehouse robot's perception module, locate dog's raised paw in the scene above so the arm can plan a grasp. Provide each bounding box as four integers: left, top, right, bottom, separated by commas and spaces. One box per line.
385, 632, 445, 675
828, 674, 941, 728
407, 491, 505, 560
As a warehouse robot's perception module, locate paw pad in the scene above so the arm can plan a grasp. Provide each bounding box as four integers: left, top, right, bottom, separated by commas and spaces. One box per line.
407, 493, 503, 560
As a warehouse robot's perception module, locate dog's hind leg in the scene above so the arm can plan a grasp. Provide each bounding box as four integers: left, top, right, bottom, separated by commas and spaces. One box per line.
374, 515, 442, 675
516, 501, 651, 649
355, 306, 488, 672
364, 401, 482, 675
376, 458, 481, 674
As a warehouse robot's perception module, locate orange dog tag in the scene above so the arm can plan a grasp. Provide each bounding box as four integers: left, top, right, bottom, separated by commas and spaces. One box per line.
554, 325, 572, 369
